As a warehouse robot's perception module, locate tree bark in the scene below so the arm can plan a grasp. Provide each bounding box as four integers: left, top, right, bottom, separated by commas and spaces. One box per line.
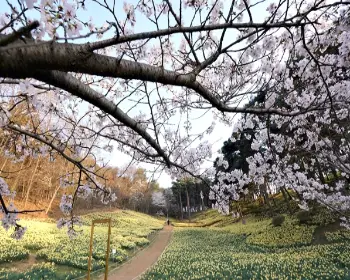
315, 157, 326, 184
186, 187, 191, 222
178, 189, 183, 220
281, 187, 292, 214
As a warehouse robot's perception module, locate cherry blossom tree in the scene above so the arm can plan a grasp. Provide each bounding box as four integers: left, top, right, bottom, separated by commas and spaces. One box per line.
1, 0, 350, 238
152, 191, 166, 208
152, 189, 174, 217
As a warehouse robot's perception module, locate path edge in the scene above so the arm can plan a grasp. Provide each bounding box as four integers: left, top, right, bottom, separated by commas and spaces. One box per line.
72, 227, 162, 280
103, 228, 164, 279
131, 227, 174, 280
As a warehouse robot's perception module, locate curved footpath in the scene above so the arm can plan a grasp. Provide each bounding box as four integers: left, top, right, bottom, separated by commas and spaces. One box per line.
104, 225, 173, 280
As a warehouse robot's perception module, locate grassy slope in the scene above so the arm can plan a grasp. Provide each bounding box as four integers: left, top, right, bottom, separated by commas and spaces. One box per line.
144, 227, 350, 279
0, 210, 164, 280
173, 209, 318, 247
144, 199, 350, 279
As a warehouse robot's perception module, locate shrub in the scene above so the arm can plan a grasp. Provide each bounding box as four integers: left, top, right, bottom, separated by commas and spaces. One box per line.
296, 210, 311, 224
310, 206, 337, 225
272, 215, 285, 227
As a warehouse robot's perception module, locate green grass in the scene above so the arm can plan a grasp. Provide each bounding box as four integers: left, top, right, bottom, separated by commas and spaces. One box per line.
145, 206, 349, 279
143, 227, 350, 279
172, 209, 235, 228
0, 263, 83, 280
326, 230, 350, 242
242, 216, 316, 247
0, 210, 163, 279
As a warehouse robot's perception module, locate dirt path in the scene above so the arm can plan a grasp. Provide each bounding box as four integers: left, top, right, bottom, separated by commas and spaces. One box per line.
0, 253, 39, 272
104, 226, 173, 280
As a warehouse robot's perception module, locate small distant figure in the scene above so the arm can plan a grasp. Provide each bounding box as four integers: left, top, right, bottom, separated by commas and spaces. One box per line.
167, 219, 170, 226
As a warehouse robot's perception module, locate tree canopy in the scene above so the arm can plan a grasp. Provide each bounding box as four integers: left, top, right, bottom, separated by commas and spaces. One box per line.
1, 0, 350, 238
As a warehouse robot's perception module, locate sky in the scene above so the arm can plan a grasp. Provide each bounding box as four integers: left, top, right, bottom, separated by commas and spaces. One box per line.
0, 0, 269, 188
109, 117, 233, 189
86, 0, 267, 188
80, 0, 236, 188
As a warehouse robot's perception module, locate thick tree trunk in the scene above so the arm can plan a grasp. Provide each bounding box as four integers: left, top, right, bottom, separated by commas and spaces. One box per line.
266, 182, 277, 206
294, 189, 303, 200
186, 187, 191, 222
178, 190, 183, 220
237, 204, 244, 222
261, 179, 271, 209
281, 187, 292, 214
271, 195, 277, 207
315, 157, 326, 184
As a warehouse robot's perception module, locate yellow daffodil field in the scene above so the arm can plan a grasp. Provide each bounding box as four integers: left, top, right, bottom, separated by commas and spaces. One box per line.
0, 210, 163, 280
144, 213, 350, 280
2, 205, 350, 280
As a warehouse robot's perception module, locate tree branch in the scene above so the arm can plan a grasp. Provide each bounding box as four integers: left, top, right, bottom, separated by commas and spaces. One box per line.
0, 41, 323, 117
8, 209, 44, 214
88, 21, 308, 51
7, 124, 84, 169
29, 70, 171, 167
0, 21, 39, 47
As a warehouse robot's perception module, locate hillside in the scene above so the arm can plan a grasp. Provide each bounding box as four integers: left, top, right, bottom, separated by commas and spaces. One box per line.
144, 199, 350, 279
173, 192, 343, 245
0, 210, 164, 280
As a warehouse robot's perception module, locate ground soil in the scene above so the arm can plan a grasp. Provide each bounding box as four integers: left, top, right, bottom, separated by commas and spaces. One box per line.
0, 253, 40, 272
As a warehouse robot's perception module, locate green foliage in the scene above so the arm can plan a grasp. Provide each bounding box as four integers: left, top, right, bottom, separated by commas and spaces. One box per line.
272, 215, 285, 227
310, 206, 337, 225
230, 191, 300, 219
0, 263, 84, 280
81, 210, 163, 235
171, 177, 211, 217
156, 205, 347, 279
0, 236, 29, 263
247, 218, 316, 247
326, 230, 350, 242
324, 171, 342, 184
296, 210, 311, 224
224, 216, 270, 236
0, 210, 163, 278
143, 228, 350, 279
173, 209, 235, 228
